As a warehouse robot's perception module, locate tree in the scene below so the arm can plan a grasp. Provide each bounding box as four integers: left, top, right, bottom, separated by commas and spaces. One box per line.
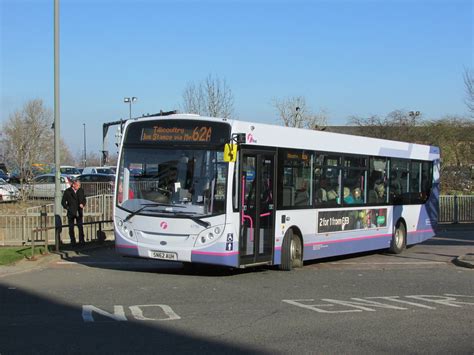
272, 96, 328, 130
1, 99, 73, 193
463, 68, 474, 117
348, 109, 425, 143
182, 74, 234, 118
347, 110, 474, 193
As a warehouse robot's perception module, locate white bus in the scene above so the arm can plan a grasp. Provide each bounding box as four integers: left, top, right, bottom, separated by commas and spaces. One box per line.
114, 114, 440, 270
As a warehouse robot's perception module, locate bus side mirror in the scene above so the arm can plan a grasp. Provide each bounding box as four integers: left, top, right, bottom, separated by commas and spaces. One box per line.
224, 144, 237, 162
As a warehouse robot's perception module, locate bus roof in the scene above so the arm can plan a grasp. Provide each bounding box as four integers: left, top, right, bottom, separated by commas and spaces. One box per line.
123, 114, 440, 161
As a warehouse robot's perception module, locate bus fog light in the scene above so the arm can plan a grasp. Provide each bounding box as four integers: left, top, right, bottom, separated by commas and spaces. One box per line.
208, 233, 214, 240
129, 230, 134, 237
201, 236, 206, 243
118, 219, 123, 227
214, 227, 221, 234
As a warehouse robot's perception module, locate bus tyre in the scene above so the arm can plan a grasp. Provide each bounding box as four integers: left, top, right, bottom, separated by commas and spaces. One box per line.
389, 222, 406, 254
279, 229, 303, 271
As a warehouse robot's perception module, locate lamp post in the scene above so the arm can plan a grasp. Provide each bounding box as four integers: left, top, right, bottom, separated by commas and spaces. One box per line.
83, 123, 87, 168
124, 97, 138, 119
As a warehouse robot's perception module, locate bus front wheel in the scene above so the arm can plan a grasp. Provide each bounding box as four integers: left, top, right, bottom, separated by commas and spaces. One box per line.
279, 229, 303, 271
389, 221, 406, 254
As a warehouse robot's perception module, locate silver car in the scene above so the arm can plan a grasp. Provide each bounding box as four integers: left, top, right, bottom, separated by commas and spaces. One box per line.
27, 174, 71, 199
0, 178, 20, 202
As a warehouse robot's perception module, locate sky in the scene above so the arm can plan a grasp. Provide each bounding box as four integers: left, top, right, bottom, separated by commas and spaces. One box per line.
1, 0, 473, 159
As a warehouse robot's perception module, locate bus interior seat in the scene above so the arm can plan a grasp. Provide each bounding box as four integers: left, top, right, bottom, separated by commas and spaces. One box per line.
282, 186, 295, 206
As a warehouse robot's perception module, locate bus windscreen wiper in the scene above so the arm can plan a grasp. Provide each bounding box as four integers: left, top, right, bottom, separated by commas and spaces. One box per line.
124, 203, 184, 222
155, 210, 211, 228
179, 213, 211, 228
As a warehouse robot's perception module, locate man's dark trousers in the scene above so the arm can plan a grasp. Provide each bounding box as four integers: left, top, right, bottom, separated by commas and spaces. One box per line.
68, 213, 85, 245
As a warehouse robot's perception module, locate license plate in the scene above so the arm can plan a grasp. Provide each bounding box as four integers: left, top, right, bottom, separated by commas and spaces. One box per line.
149, 250, 177, 261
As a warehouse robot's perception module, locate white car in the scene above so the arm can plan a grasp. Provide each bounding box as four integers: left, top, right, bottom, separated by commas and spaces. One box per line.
51, 166, 81, 179
27, 174, 71, 199
0, 178, 20, 202
82, 166, 115, 175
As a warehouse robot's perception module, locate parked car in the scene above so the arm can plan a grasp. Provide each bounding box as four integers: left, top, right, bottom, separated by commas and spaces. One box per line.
103, 166, 117, 174
26, 174, 71, 199
82, 166, 115, 175
51, 166, 81, 179
0, 169, 9, 181
0, 178, 20, 202
77, 173, 115, 196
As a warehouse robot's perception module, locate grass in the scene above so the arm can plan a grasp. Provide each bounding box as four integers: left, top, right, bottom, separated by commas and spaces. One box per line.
0, 245, 53, 265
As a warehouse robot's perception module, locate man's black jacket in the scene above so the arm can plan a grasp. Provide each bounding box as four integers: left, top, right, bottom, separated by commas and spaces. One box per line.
61, 187, 86, 217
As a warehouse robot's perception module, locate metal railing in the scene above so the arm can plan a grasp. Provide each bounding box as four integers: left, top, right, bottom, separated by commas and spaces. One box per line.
24, 182, 114, 199
439, 195, 474, 223
0, 194, 114, 246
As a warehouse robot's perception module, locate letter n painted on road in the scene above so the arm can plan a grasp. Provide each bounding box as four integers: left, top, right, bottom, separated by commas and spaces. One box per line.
82, 305, 127, 322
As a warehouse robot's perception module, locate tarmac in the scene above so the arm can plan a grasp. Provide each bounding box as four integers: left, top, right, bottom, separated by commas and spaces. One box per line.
0, 225, 473, 278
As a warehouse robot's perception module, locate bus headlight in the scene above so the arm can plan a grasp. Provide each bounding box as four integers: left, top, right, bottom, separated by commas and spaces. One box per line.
196, 225, 225, 245
116, 218, 136, 241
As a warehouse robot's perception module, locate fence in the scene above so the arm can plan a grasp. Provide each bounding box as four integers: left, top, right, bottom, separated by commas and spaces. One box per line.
0, 194, 114, 246
439, 195, 474, 223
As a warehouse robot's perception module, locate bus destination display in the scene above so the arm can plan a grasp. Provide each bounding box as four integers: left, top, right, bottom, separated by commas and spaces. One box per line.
124, 120, 231, 146
141, 126, 212, 143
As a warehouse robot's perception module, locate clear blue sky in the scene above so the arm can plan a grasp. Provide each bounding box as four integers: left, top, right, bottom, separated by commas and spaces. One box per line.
1, 0, 473, 157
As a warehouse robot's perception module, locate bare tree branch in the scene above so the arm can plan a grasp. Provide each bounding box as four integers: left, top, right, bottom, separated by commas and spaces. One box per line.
272, 96, 328, 130
463, 67, 474, 117
182, 74, 234, 119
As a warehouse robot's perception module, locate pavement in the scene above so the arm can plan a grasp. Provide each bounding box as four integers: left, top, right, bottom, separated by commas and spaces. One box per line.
0, 241, 114, 278
453, 253, 474, 268
1, 224, 473, 277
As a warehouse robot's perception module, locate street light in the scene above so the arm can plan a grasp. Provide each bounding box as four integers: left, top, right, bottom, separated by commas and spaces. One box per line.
83, 123, 87, 168
124, 97, 138, 119
408, 111, 420, 120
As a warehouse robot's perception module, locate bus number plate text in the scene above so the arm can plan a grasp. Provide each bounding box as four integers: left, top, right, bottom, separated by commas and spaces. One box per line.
149, 250, 177, 261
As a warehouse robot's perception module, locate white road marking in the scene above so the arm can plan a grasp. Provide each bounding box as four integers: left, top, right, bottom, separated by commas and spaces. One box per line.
82, 305, 127, 322
129, 305, 181, 321
283, 294, 474, 314
82, 304, 181, 322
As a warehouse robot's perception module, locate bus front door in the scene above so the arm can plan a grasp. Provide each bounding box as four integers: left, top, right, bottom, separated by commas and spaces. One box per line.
240, 151, 275, 266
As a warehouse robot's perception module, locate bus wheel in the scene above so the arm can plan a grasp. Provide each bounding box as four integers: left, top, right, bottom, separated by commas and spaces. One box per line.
279, 229, 303, 271
389, 222, 406, 254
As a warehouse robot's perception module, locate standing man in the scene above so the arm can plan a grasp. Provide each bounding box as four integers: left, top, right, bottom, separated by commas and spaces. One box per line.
61, 179, 87, 247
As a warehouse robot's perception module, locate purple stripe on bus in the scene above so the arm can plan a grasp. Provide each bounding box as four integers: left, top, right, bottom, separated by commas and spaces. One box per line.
304, 233, 392, 247
192, 250, 239, 256
191, 251, 239, 267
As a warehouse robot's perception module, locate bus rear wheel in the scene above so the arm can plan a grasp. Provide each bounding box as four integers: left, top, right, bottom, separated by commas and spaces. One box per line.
279, 229, 303, 271
389, 221, 406, 254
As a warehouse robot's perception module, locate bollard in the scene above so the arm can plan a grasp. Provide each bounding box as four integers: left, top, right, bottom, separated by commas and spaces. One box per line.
41, 206, 48, 254
453, 195, 458, 224
55, 214, 62, 252
29, 229, 36, 261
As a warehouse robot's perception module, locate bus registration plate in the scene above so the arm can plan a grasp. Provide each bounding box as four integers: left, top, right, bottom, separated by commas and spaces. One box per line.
149, 250, 177, 261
